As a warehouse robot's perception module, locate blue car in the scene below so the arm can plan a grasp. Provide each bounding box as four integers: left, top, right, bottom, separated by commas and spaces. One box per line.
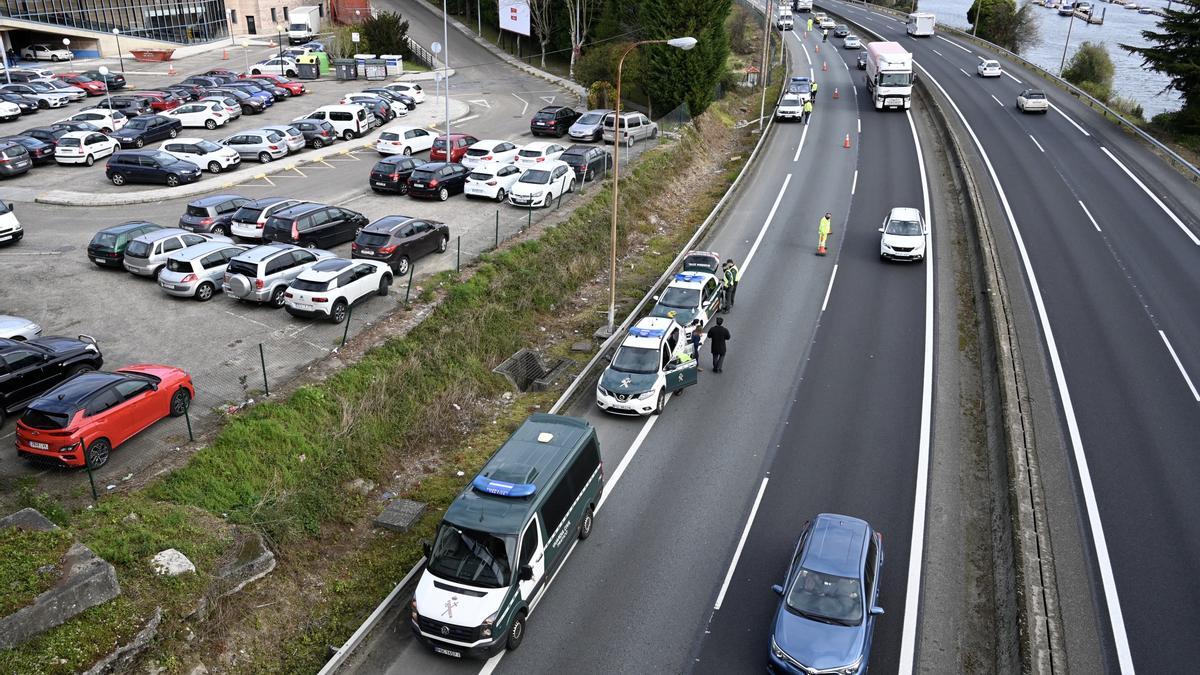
769, 514, 884, 675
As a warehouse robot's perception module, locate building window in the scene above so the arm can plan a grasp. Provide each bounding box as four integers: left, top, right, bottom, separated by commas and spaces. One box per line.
283, 6, 289, 20
231, 9, 238, 24
270, 8, 277, 22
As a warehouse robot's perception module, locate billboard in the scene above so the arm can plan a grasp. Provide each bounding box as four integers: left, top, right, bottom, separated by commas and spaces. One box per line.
499, 0, 531, 37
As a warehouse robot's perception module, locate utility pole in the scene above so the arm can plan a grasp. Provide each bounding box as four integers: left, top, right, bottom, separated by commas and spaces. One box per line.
758, 0, 772, 131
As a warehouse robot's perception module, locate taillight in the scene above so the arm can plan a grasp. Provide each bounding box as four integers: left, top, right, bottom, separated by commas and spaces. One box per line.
199, 217, 213, 225
379, 245, 397, 254
313, 297, 329, 303
389, 173, 399, 180
284, 291, 293, 298
269, 145, 280, 150
486, 180, 497, 186
351, 242, 359, 251
536, 157, 544, 162
483, 155, 493, 160
428, 179, 439, 187
180, 274, 197, 283
290, 221, 299, 240
255, 278, 265, 289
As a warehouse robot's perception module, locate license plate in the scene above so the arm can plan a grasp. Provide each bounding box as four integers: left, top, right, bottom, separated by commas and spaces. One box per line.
433, 647, 462, 658
412, 183, 424, 188
373, 181, 387, 187
29, 441, 49, 450
292, 303, 313, 311
95, 257, 106, 263
360, 249, 373, 255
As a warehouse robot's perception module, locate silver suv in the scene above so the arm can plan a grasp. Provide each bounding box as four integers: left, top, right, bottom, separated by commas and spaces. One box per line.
123, 228, 230, 278
158, 241, 249, 301
222, 242, 335, 306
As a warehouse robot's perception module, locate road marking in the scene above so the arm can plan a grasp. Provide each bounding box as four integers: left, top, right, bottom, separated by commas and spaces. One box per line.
713, 476, 770, 611
511, 92, 528, 116
959, 67, 970, 77
851, 169, 858, 195
432, 114, 478, 129
338, 193, 368, 206
1160, 331, 1200, 401
809, 66, 815, 80
1051, 104, 1090, 136
468, 98, 491, 108
1003, 71, 1023, 84
843, 58, 849, 71
223, 310, 275, 331
932, 48, 944, 57
821, 264, 839, 312
857, 117, 861, 134
539, 95, 556, 104
917, 60, 1136, 674
741, 174, 793, 277
937, 34, 972, 53
1078, 200, 1101, 232
1029, 135, 1045, 153
793, 124, 810, 162
1100, 146, 1199, 246
991, 94, 1004, 107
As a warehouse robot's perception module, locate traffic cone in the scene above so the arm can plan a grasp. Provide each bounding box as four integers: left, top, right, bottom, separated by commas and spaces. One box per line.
843, 134, 851, 148
822, 61, 828, 71
815, 44, 820, 53
268, 39, 277, 48
817, 243, 827, 256
833, 88, 840, 99
222, 49, 229, 60
167, 63, 176, 76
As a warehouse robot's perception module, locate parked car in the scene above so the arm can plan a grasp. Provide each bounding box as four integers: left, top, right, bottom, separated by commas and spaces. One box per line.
179, 194, 252, 235
559, 145, 612, 182
123, 228, 229, 278
20, 44, 73, 62
0, 315, 39, 339
369, 155, 422, 194
82, 70, 126, 90
0, 92, 41, 115
4, 70, 45, 83
32, 78, 87, 102
230, 197, 306, 240
352, 216, 449, 274
834, 23, 851, 37
202, 69, 240, 81
207, 88, 266, 115
429, 133, 479, 163
568, 108, 614, 142
53, 131, 119, 166
283, 258, 392, 323
220, 129, 289, 163
530, 105, 581, 137
0, 334, 103, 427
236, 78, 286, 101
200, 95, 243, 121
262, 202, 369, 249
461, 139, 520, 169
382, 82, 424, 103
182, 75, 224, 89
509, 160, 575, 208
515, 141, 566, 168
162, 83, 203, 102
0, 200, 22, 244
158, 241, 249, 301
93, 95, 154, 118
1, 135, 54, 164
375, 124, 435, 155
223, 243, 336, 306
1017, 88, 1049, 113
602, 111, 659, 146
260, 124, 307, 154
0, 83, 72, 108
221, 83, 275, 109
362, 87, 416, 110
88, 221, 163, 267
296, 105, 370, 140
16, 365, 194, 469
56, 108, 127, 133
19, 126, 70, 149
464, 162, 523, 202
243, 73, 306, 96
163, 101, 230, 129
406, 162, 470, 201
131, 91, 182, 111
48, 120, 102, 134
106, 150, 203, 187
0, 100, 19, 122
341, 94, 396, 124
289, 119, 337, 148
111, 114, 182, 148
159, 137, 240, 174
0, 140, 32, 177
250, 57, 298, 77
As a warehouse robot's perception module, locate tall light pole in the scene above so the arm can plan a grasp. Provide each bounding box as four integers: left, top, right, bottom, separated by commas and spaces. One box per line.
443, 0, 451, 150
111, 28, 125, 74
276, 24, 286, 74
1058, 10, 1077, 76
759, 0, 772, 131
605, 36, 698, 335
98, 66, 113, 113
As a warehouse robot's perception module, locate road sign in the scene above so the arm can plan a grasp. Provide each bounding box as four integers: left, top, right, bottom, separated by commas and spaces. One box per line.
432, 41, 442, 54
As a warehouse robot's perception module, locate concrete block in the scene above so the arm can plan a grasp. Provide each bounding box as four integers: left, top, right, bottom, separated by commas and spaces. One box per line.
0, 542, 121, 649
152, 548, 196, 576
374, 499, 426, 533
0, 507, 59, 532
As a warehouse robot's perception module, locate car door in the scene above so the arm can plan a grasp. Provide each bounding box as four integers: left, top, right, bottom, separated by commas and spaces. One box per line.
109, 377, 157, 443
2, 347, 54, 406
198, 251, 227, 282
181, 234, 206, 248
405, 221, 434, 256
702, 278, 721, 316
349, 263, 378, 303
517, 515, 546, 604
287, 249, 317, 281
663, 343, 698, 393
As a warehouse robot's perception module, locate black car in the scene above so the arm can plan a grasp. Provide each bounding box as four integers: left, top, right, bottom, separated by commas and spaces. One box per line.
0, 92, 40, 114
111, 114, 182, 148
369, 155, 421, 194
857, 50, 867, 70
179, 194, 251, 235
406, 162, 470, 201
182, 75, 224, 89
530, 105, 581, 137
82, 70, 126, 89
208, 88, 265, 114
49, 120, 101, 134
1, 135, 54, 164
262, 202, 369, 249
87, 220, 163, 267
834, 24, 850, 37
363, 88, 416, 111
0, 140, 32, 178
4, 70, 41, 83
290, 119, 337, 148
0, 335, 104, 427
20, 126, 70, 149
93, 95, 154, 117
106, 150, 202, 187
352, 216, 449, 275
559, 145, 612, 182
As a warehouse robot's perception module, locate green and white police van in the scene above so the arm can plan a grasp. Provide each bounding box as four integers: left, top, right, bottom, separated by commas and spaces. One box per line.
412, 413, 604, 659
596, 316, 699, 415
648, 271, 724, 328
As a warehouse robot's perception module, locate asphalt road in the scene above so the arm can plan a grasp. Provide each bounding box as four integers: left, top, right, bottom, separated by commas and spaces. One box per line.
823, 2, 1200, 671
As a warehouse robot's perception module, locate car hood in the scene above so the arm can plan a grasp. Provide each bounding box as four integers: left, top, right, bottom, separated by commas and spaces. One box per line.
648, 303, 697, 326
112, 127, 147, 139
119, 363, 189, 383
414, 570, 509, 630
570, 121, 601, 132
882, 232, 925, 248
773, 607, 866, 671
29, 335, 95, 355
510, 181, 550, 196
599, 366, 657, 395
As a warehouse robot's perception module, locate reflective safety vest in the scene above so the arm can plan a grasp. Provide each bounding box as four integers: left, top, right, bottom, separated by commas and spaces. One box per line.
803, 100, 813, 113
676, 351, 694, 364
807, 19, 814, 31
811, 81, 819, 94
724, 264, 741, 284
819, 216, 832, 235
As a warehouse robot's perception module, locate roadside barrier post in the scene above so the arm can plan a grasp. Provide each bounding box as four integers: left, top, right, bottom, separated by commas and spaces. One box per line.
557, 191, 563, 209
405, 262, 414, 303
258, 343, 269, 398
526, 206, 532, 230
341, 305, 352, 347
456, 235, 461, 272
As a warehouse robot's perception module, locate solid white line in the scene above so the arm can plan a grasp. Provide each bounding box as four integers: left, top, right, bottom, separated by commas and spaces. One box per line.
851, 169, 858, 195
857, 117, 861, 134
1160, 331, 1200, 401
432, 114, 478, 128
932, 48, 944, 57
821, 264, 839, 312
916, 60, 1136, 674
1051, 104, 1091, 136
1029, 135, 1045, 153
1100, 146, 1200, 246
1003, 71, 1023, 84
991, 94, 1004, 107
937, 35, 972, 53
1078, 200, 1101, 232
510, 92, 528, 116
742, 174, 793, 277
793, 124, 810, 162
959, 67, 970, 77
809, 66, 815, 80
713, 477, 770, 610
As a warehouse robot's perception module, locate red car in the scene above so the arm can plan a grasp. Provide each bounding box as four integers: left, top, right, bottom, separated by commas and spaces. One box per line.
57, 73, 107, 96
131, 91, 181, 111
15, 365, 194, 469
242, 73, 306, 96
429, 133, 479, 163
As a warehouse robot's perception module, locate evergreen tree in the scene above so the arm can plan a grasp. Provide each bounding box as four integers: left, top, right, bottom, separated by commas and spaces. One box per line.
637, 0, 732, 116
968, 0, 1039, 54
1123, 0, 1200, 127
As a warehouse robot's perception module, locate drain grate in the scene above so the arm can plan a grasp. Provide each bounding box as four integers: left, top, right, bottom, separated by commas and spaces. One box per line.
494, 348, 572, 392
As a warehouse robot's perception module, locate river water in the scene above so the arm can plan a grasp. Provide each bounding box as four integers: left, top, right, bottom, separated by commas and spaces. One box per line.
914, 0, 1182, 117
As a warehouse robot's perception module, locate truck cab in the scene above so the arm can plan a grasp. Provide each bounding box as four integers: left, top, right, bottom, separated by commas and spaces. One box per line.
287, 5, 322, 45
596, 317, 698, 415
864, 42, 913, 110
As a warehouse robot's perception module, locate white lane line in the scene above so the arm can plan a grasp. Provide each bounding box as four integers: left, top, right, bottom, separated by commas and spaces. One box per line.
898, 108, 934, 675
959, 67, 970, 77
821, 264, 839, 312
937, 34, 972, 53
793, 124, 810, 162
991, 94, 1004, 107
932, 48, 944, 57
1160, 331, 1200, 401
1079, 200, 1101, 232
843, 58, 849, 71
916, 60, 1136, 674
810, 66, 815, 80
1101, 146, 1200, 246
714, 477, 770, 610
851, 169, 858, 195
1003, 71, 1023, 84
432, 114, 478, 128
742, 174, 793, 276
510, 92, 528, 116
1051, 104, 1091, 136
1029, 135, 1045, 153
857, 117, 861, 134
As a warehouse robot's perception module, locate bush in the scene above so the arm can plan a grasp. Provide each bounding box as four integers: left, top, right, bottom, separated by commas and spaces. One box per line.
727, 5, 753, 54
1063, 41, 1114, 101
588, 80, 615, 109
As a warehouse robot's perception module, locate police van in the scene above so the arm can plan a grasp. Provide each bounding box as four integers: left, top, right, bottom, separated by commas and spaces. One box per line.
596, 317, 699, 415
412, 414, 604, 659
648, 271, 724, 329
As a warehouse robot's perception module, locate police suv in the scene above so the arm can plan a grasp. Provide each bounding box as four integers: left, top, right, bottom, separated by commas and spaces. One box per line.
596, 317, 699, 415
648, 271, 724, 329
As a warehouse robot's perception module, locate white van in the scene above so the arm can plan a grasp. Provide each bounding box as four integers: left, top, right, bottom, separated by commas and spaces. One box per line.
294, 105, 369, 140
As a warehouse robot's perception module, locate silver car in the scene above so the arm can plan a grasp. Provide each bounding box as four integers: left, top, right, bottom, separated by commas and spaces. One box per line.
261, 124, 306, 154
568, 109, 613, 143
222, 242, 336, 306
122, 228, 231, 278
220, 129, 289, 163
158, 241, 249, 301
31, 78, 87, 102
601, 111, 659, 146
0, 83, 72, 108
0, 315, 42, 340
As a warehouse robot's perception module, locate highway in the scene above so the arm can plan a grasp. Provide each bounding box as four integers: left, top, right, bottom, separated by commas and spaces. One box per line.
822, 2, 1200, 671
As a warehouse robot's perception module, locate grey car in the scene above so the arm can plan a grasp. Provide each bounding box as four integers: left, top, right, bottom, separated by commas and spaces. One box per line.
222, 242, 336, 306
220, 129, 289, 163
122, 228, 232, 278
601, 111, 659, 146
158, 241, 250, 301
260, 124, 306, 154
568, 109, 613, 143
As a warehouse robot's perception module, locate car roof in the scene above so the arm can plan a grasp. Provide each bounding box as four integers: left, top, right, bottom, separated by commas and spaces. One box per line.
470, 139, 509, 148
363, 215, 417, 233
622, 317, 677, 349
300, 258, 355, 278
581, 108, 613, 115
378, 155, 417, 166
470, 162, 516, 173
170, 137, 216, 145
413, 161, 451, 171
246, 196, 297, 208
272, 202, 326, 219
58, 131, 100, 139
236, 242, 297, 261
101, 220, 159, 234
190, 193, 243, 206
536, 105, 568, 113
524, 159, 570, 171
667, 271, 716, 289
888, 207, 922, 221
168, 240, 241, 260
29, 371, 127, 412
801, 513, 871, 577
522, 141, 560, 152
135, 228, 188, 242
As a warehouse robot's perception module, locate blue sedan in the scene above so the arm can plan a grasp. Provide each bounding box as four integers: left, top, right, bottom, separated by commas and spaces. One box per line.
769, 514, 884, 674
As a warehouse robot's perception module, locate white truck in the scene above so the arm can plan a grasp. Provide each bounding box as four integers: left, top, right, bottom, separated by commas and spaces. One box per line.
776, 6, 794, 30
864, 41, 913, 110
906, 12, 936, 37
793, 0, 813, 12
287, 5, 322, 45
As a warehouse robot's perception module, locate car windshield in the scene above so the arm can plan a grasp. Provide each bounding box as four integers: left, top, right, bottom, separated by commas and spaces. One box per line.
577, 112, 603, 124
879, 72, 913, 87
659, 286, 700, 309
125, 240, 151, 257
885, 218, 922, 236
290, 278, 331, 292
427, 523, 513, 588
194, 140, 222, 153
58, 137, 80, 147
357, 231, 391, 247
785, 568, 864, 626
520, 170, 552, 184
166, 258, 192, 273
611, 346, 659, 375
126, 117, 151, 129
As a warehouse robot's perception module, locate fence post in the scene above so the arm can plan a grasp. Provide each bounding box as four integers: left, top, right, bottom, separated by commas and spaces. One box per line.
405, 261, 414, 303
495, 211, 499, 249
259, 342, 269, 398
526, 206, 532, 230
83, 459, 99, 503
557, 190, 563, 209
341, 304, 352, 347
184, 400, 194, 442
456, 235, 461, 272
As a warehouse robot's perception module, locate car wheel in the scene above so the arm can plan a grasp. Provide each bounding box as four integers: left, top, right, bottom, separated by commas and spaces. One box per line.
402, 146, 412, 156
111, 173, 126, 186
396, 256, 410, 276
331, 299, 348, 324
134, 138, 144, 148
437, 235, 448, 254
37, 100, 48, 109
251, 68, 261, 75
269, 286, 286, 307
654, 389, 666, 414
438, 187, 449, 201
168, 128, 178, 138
343, 130, 356, 140
507, 612, 527, 651
579, 506, 594, 540
51, 55, 60, 62
84, 154, 94, 166
101, 126, 111, 133
378, 275, 391, 296
166, 174, 180, 187
495, 188, 506, 203
586, 168, 595, 182
208, 161, 222, 173
212, 224, 229, 236
85, 438, 111, 469
311, 137, 324, 149
567, 179, 575, 193
205, 119, 217, 130
258, 151, 272, 163
196, 281, 215, 301
169, 388, 191, 416
304, 241, 318, 249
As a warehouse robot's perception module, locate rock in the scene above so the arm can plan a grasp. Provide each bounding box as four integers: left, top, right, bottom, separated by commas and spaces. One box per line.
121, 512, 139, 524
373, 499, 426, 533
345, 478, 375, 496
0, 543, 121, 649
571, 341, 592, 353
81, 607, 161, 675
187, 664, 208, 675
211, 530, 275, 601
151, 549, 196, 577
501, 391, 514, 401
0, 508, 58, 532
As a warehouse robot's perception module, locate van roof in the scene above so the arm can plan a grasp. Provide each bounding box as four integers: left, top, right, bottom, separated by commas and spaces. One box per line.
444, 414, 592, 535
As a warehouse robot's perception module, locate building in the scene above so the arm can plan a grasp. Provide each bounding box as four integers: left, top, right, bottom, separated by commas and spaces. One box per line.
224, 1, 328, 38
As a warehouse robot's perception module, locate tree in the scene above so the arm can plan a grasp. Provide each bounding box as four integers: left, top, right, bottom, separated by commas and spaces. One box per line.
1062, 41, 1115, 101
1123, 0, 1200, 130
566, 0, 601, 81
528, 0, 554, 68
360, 11, 411, 57
575, 41, 641, 90
968, 0, 1039, 54
637, 0, 732, 116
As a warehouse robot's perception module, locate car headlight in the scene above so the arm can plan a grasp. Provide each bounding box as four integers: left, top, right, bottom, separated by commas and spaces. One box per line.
633, 390, 656, 400
770, 637, 788, 660
479, 609, 499, 638
410, 599, 419, 622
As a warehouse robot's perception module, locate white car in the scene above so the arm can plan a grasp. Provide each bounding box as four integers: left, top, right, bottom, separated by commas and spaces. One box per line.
0, 100, 21, 121
0, 200, 23, 247
595, 317, 695, 415
375, 124, 435, 155
461, 139, 521, 169
200, 95, 243, 120
843, 35, 862, 49
164, 101, 231, 129
878, 206, 927, 262
57, 109, 128, 133
1017, 88, 1049, 113
21, 44, 72, 62
384, 82, 425, 103
160, 138, 242, 173
508, 160, 575, 208
1, 83, 72, 108
465, 162, 524, 202
819, 16, 836, 28
283, 258, 392, 324
977, 59, 1002, 77
32, 79, 86, 101
251, 57, 298, 77
0, 315, 41, 340
53, 131, 119, 166
514, 141, 565, 168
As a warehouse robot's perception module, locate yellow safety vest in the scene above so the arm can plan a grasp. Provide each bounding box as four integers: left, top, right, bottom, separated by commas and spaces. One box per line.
819, 216, 832, 235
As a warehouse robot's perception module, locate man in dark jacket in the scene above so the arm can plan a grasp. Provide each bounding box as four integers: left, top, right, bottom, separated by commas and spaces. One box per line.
708, 317, 731, 372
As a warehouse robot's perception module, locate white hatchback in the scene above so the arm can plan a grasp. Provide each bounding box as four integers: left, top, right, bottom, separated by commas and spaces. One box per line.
461, 139, 521, 169
375, 124, 436, 155
164, 101, 230, 129
160, 138, 242, 173
508, 160, 575, 208
283, 258, 392, 324
465, 162, 523, 202
514, 141, 565, 168
878, 206, 927, 262
977, 59, 1002, 77
385, 82, 425, 103
54, 131, 119, 166
57, 109, 127, 133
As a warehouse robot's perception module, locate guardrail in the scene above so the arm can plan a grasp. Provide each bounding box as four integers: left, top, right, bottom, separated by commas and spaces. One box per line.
404, 36, 437, 69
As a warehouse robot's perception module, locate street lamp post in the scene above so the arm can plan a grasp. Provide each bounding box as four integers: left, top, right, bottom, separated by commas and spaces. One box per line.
1058, 10, 1077, 76
98, 66, 113, 113
276, 24, 286, 75
62, 38, 71, 62
443, 0, 451, 144
605, 36, 698, 336
112, 28, 125, 74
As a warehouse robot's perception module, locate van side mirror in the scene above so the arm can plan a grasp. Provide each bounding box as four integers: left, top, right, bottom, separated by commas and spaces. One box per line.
870, 606, 885, 616
877, 227, 884, 233
772, 584, 784, 596
519, 564, 533, 581
421, 540, 432, 560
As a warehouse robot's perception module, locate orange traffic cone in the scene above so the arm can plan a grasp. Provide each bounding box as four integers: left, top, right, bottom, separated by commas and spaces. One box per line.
222, 49, 229, 60
268, 39, 277, 48
833, 88, 840, 99
817, 243, 827, 256
815, 44, 820, 53
167, 63, 176, 75
822, 61, 828, 71
843, 134, 851, 148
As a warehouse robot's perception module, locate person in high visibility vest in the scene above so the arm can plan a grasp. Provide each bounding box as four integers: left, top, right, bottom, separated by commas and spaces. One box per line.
807, 17, 814, 32
722, 258, 741, 310
802, 98, 814, 124
810, 80, 819, 96
671, 349, 695, 395
818, 212, 833, 254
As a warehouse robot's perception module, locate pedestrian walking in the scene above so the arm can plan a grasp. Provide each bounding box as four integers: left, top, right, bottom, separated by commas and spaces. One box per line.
689, 320, 703, 371
722, 258, 741, 310
707, 317, 731, 373
802, 99, 814, 124
817, 212, 833, 255
807, 17, 814, 33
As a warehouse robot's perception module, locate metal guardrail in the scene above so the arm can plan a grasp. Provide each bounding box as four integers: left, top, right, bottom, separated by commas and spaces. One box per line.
404, 36, 436, 69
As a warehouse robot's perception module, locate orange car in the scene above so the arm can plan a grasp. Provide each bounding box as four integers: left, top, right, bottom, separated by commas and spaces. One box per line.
16, 364, 193, 469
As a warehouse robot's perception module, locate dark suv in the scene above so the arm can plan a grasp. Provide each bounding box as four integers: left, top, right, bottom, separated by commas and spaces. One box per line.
106, 150, 202, 187
559, 145, 612, 182
369, 156, 421, 194
94, 95, 154, 117
0, 335, 104, 427
88, 221, 163, 267
530, 105, 580, 137
262, 203, 368, 249
352, 216, 449, 275
406, 162, 469, 201
179, 194, 252, 235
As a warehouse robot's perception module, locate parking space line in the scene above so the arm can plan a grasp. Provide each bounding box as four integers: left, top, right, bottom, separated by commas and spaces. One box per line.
223, 310, 276, 331
511, 92, 529, 116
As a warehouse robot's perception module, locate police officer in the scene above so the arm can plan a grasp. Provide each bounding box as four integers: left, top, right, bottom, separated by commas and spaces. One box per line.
810, 80, 819, 98
822, 27, 829, 42
722, 258, 741, 310
689, 320, 704, 371
802, 98, 814, 124
807, 17, 814, 33
707, 317, 731, 373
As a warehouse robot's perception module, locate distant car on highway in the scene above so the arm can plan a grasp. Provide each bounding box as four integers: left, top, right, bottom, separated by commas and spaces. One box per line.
843, 35, 862, 49
1017, 88, 1049, 113
878, 206, 927, 262
834, 24, 850, 37
977, 58, 1002, 77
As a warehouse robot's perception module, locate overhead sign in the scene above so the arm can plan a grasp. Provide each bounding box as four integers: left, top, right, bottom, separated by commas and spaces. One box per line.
499, 0, 531, 37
